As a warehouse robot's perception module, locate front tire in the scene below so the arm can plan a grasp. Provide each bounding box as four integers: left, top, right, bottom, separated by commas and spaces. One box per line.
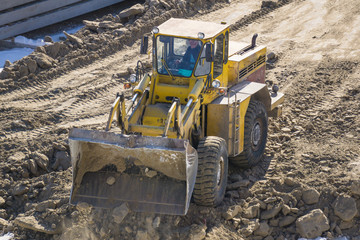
230, 100, 268, 168
193, 136, 228, 207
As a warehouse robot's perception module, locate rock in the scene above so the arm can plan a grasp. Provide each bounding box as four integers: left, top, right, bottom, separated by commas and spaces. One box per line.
118, 4, 145, 19
260, 201, 283, 220
278, 215, 296, 227
26, 58, 37, 73
281, 127, 291, 133
239, 219, 260, 237
31, 152, 49, 171
187, 224, 207, 240
46, 42, 61, 58
229, 174, 242, 182
14, 215, 61, 234
222, 205, 241, 220
36, 46, 46, 53
253, 221, 271, 237
83, 20, 100, 31
145, 169, 157, 178
13, 184, 29, 196
152, 216, 161, 228
44, 36, 53, 43
33, 53, 56, 69
333, 195, 358, 221
0, 218, 9, 228
226, 179, 250, 189
7, 151, 26, 161
296, 209, 329, 238
112, 203, 130, 224
0, 197, 5, 207
4, 60, 12, 67
339, 220, 354, 230
52, 151, 71, 170
63, 31, 83, 46
350, 180, 360, 196
99, 21, 123, 29
243, 203, 260, 219
135, 229, 149, 240
284, 177, 297, 187
35, 200, 56, 212
106, 176, 116, 185
113, 27, 130, 36
0, 68, 15, 79
28, 159, 38, 175
0, 210, 6, 220
282, 204, 291, 215
302, 188, 320, 205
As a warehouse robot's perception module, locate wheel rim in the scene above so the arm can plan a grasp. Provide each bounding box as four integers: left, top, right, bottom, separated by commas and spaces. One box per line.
216, 156, 224, 186
251, 120, 262, 151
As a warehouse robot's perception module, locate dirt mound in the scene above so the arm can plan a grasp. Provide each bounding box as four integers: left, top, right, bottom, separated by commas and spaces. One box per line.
0, 0, 360, 239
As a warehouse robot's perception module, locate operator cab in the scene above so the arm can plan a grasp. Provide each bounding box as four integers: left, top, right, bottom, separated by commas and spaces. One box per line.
153, 18, 230, 80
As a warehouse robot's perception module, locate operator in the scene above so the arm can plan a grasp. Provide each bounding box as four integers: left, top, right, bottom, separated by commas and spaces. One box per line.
176, 39, 201, 70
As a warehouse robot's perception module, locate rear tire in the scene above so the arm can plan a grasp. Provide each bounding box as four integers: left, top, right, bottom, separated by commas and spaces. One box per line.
230, 100, 268, 168
193, 136, 228, 207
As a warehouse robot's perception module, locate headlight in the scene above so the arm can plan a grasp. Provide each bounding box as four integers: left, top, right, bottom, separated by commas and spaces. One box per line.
198, 32, 205, 39
152, 27, 159, 34
129, 74, 137, 83
212, 80, 221, 88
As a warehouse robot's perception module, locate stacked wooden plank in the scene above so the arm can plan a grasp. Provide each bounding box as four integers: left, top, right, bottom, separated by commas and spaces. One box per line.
0, 0, 125, 40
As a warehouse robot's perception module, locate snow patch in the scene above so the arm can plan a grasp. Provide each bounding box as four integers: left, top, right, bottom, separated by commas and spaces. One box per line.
0, 48, 34, 67
0, 25, 83, 68
0, 233, 14, 240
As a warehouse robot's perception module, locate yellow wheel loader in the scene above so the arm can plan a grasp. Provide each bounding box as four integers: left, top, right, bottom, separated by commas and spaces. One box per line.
69, 18, 284, 215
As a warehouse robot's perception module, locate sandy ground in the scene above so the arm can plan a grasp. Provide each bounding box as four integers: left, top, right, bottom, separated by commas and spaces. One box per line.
0, 0, 359, 239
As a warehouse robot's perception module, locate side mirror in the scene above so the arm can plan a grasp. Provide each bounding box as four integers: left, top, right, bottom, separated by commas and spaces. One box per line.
140, 36, 148, 54
205, 43, 213, 62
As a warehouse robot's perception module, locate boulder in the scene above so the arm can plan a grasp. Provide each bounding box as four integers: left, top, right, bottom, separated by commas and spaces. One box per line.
222, 205, 241, 220
333, 195, 358, 221
35, 200, 57, 212
243, 203, 260, 219
278, 215, 296, 227
63, 31, 83, 46
260, 201, 283, 220
14, 215, 61, 234
118, 4, 145, 19
187, 224, 207, 240
239, 219, 260, 237
26, 58, 37, 73
226, 179, 250, 190
28, 159, 38, 175
33, 53, 56, 69
31, 152, 49, 171
112, 203, 130, 224
52, 151, 71, 170
0, 218, 9, 228
350, 180, 360, 196
302, 188, 320, 205
19, 65, 29, 77
7, 151, 26, 162
13, 184, 29, 196
253, 221, 271, 237
44, 36, 53, 43
0, 197, 5, 207
296, 209, 329, 238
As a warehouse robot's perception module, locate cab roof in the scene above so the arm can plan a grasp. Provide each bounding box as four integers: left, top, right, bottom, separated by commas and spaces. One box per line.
157, 18, 230, 39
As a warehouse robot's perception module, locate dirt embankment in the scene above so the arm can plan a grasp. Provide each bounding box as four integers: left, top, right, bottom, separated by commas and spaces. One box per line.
0, 0, 359, 239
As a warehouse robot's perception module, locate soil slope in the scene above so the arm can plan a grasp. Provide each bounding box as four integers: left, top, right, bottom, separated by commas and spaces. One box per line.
0, 0, 359, 239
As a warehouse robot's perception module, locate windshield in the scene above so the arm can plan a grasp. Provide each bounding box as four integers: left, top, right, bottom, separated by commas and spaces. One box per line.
156, 36, 204, 77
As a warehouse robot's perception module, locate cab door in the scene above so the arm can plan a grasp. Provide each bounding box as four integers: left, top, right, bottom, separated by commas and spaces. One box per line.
212, 31, 229, 86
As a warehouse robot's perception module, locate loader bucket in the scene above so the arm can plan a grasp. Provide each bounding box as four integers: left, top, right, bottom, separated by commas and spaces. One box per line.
68, 128, 198, 215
